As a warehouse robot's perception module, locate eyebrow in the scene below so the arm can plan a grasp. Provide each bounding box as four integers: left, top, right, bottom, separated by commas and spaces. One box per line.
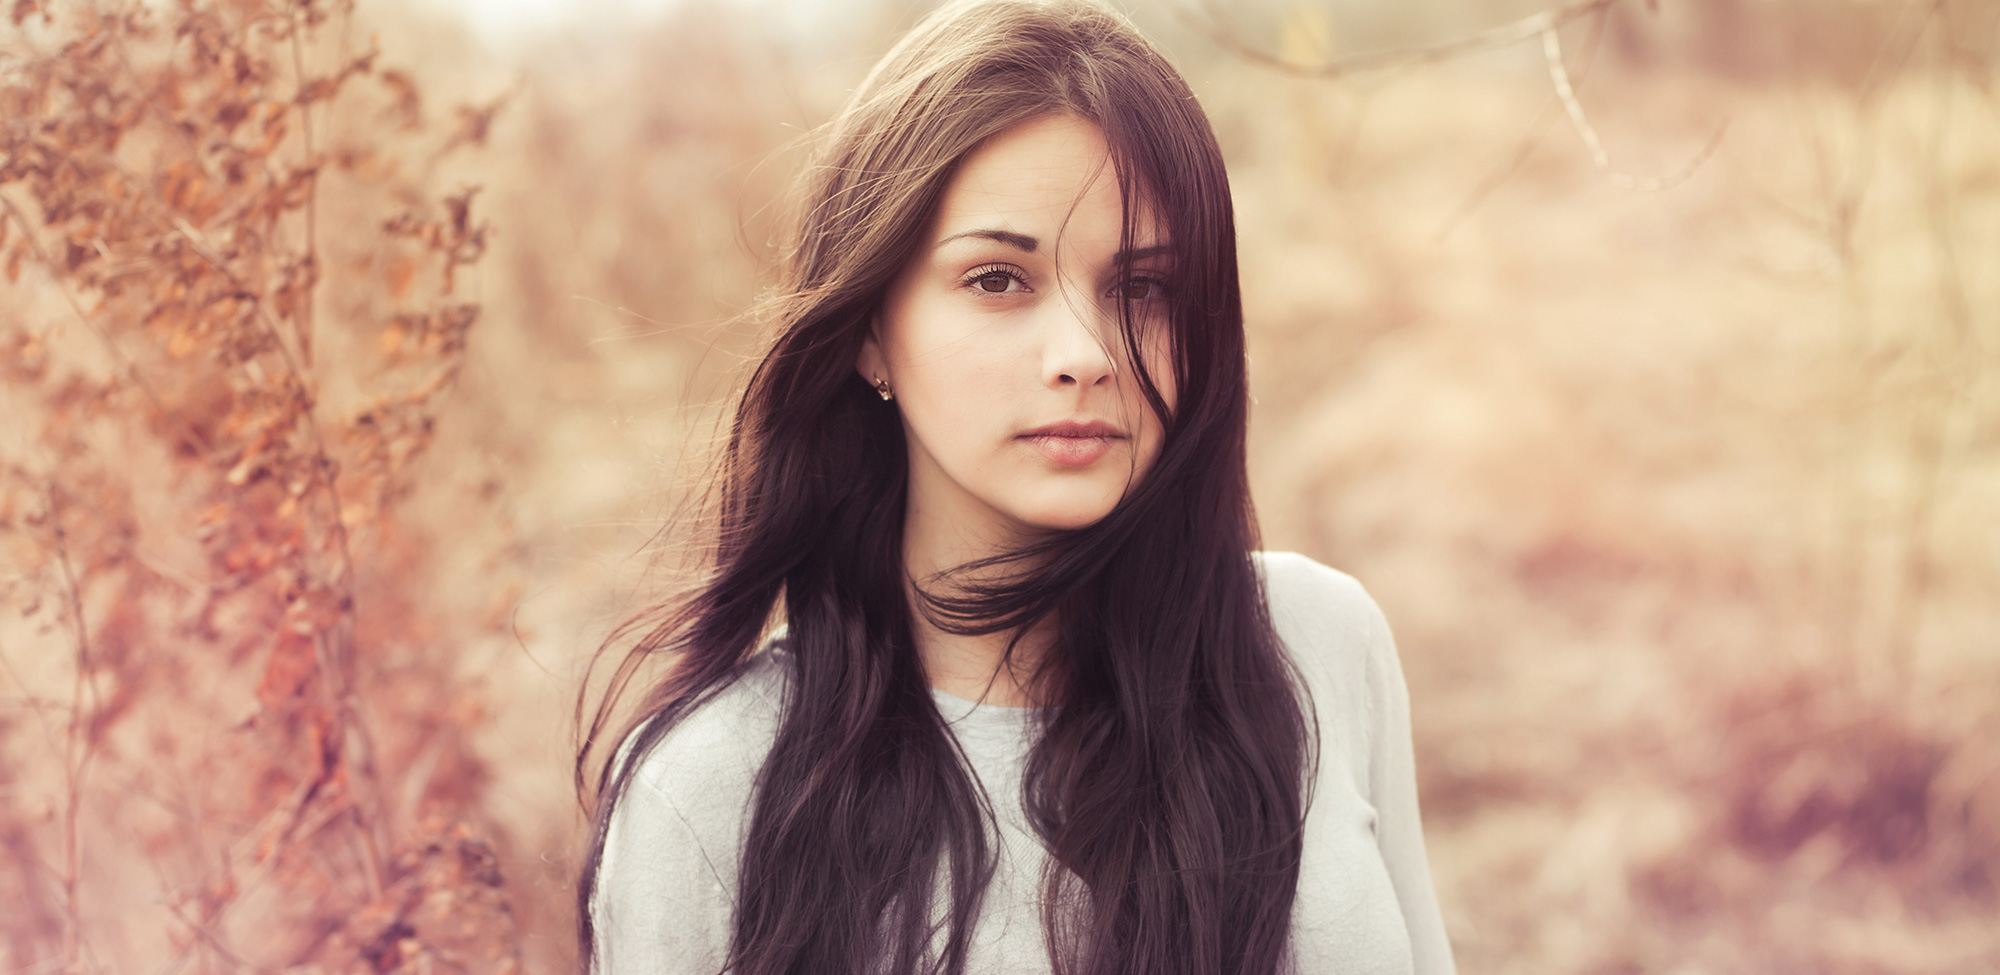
935, 229, 1175, 264
937, 228, 1038, 251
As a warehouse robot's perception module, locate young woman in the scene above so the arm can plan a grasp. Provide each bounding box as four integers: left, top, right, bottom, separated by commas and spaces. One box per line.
576, 2, 1455, 973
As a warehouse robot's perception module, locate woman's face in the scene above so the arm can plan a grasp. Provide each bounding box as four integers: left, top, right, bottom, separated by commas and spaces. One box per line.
857, 113, 1176, 542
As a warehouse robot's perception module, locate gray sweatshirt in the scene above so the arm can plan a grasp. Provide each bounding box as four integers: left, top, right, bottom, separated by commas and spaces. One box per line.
591, 551, 1458, 975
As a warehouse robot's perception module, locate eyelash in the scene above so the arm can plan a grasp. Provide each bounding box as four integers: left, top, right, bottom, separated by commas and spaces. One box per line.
1113, 273, 1169, 303
958, 265, 1172, 302
961, 264, 1028, 295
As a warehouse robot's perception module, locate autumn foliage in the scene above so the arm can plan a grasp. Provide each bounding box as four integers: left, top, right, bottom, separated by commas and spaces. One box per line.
1, 0, 519, 970
3, 0, 1998, 974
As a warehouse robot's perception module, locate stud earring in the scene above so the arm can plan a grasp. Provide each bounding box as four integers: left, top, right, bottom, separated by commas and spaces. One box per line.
873, 376, 894, 401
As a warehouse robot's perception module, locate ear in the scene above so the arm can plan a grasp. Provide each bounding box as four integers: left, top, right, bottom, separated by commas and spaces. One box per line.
855, 320, 888, 387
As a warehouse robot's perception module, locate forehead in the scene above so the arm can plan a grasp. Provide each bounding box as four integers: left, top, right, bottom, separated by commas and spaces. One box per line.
930, 114, 1163, 248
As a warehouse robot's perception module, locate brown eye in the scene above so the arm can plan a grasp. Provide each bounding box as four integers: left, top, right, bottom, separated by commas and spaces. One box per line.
1113, 277, 1164, 302
976, 273, 1012, 293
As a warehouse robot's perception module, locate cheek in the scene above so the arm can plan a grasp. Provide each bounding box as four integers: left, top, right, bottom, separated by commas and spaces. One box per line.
885, 306, 1023, 455
1124, 333, 1176, 479
899, 361, 1015, 449
1126, 309, 1177, 399
1127, 327, 1177, 425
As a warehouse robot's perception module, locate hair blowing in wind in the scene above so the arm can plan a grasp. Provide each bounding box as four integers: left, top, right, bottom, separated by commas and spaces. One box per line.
574, 2, 1315, 973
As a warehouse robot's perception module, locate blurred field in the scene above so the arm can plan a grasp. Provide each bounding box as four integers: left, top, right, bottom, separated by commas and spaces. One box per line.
3, 0, 1997, 973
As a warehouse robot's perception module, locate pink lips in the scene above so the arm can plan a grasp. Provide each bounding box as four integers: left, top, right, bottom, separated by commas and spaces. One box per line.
1017, 419, 1127, 468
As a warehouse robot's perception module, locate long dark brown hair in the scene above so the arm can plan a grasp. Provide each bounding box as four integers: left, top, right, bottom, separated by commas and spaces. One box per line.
575, 2, 1314, 973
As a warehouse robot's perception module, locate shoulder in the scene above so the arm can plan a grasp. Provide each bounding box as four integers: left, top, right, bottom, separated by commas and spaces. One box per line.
1254, 557, 1455, 974
606, 648, 790, 884
593, 651, 788, 972
1251, 550, 1394, 679
1250, 551, 1403, 769
1253, 551, 1381, 627
622, 647, 789, 814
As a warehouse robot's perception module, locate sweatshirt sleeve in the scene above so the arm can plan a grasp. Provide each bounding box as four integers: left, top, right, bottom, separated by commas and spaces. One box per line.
590, 762, 736, 975
1361, 599, 1458, 975
591, 655, 787, 975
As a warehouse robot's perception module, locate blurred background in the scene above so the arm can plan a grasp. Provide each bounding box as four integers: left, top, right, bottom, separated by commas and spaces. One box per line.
2, 0, 1996, 972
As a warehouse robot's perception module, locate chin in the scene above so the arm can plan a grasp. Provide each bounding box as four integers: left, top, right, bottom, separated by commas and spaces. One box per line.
1003, 490, 1124, 533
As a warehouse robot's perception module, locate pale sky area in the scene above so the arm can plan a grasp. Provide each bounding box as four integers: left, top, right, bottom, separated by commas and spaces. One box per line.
415, 0, 897, 51
417, 0, 682, 47
400, 0, 1533, 65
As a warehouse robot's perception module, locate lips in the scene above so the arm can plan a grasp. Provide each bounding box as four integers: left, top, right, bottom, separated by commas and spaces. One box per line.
1017, 419, 1127, 468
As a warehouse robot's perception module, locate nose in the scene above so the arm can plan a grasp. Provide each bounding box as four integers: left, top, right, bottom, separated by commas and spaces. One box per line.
1041, 289, 1116, 390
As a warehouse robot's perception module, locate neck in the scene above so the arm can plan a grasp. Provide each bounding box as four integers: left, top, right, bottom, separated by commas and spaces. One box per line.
900, 486, 1054, 709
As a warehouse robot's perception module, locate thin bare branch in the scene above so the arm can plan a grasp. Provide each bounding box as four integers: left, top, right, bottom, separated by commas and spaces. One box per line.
1434, 3, 1613, 241
165, 902, 284, 975
46, 482, 99, 974
1183, 0, 1624, 81
1541, 24, 1728, 191
290, 4, 320, 370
